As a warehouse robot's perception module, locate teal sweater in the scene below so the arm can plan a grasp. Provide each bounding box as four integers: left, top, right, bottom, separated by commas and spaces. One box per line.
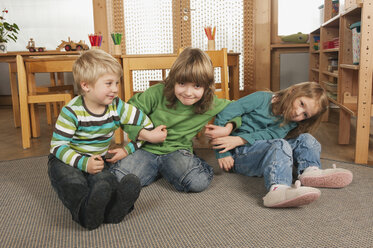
214, 91, 297, 159
123, 83, 239, 155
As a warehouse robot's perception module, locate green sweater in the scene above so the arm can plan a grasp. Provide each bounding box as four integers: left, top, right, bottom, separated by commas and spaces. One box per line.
214, 91, 297, 159
123, 83, 239, 155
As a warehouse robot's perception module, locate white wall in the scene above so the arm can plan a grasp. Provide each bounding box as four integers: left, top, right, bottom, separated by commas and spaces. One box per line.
0, 0, 94, 95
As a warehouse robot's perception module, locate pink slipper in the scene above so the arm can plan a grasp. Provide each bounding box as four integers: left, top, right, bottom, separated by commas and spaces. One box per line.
263, 181, 320, 208
299, 164, 353, 188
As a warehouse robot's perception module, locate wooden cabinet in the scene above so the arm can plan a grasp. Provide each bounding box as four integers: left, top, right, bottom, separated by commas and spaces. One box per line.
309, 0, 373, 164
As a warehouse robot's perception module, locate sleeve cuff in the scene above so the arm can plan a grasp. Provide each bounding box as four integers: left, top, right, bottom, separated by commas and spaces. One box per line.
215, 150, 232, 159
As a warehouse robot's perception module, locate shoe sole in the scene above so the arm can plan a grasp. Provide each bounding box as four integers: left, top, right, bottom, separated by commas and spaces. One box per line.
84, 181, 112, 230
300, 171, 353, 188
268, 192, 320, 208
104, 174, 141, 223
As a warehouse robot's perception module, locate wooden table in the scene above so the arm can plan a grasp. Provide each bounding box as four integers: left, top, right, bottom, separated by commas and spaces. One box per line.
0, 51, 81, 128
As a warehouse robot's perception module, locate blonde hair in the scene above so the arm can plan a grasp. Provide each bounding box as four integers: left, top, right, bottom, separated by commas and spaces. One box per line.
164, 47, 215, 114
72, 49, 123, 94
271, 81, 329, 138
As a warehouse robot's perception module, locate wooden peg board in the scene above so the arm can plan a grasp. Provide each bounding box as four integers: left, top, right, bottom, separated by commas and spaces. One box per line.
355, 0, 373, 164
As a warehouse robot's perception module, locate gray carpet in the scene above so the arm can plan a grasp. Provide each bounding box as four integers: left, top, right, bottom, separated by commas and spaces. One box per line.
1, 150, 373, 248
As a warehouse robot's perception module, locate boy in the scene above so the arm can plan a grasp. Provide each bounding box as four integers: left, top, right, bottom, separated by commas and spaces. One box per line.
48, 49, 166, 230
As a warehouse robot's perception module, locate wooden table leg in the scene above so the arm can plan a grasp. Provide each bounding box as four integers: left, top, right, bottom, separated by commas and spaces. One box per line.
16, 55, 31, 149
9, 63, 21, 128
27, 72, 41, 138
228, 55, 240, 100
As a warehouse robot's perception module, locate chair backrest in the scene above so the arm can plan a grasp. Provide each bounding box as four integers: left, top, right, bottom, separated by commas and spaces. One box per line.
122, 54, 178, 101
176, 48, 229, 100
16, 55, 74, 149
205, 48, 229, 99
122, 48, 230, 101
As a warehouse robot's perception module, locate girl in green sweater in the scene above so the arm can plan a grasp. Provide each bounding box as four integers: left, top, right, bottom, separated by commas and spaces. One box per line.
110, 47, 238, 192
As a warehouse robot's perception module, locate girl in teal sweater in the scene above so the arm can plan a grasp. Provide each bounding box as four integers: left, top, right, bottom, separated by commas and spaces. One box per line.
110, 47, 239, 192
205, 82, 353, 208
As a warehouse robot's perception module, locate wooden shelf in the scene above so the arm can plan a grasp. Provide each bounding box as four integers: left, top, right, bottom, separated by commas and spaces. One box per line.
311, 0, 373, 164
341, 4, 362, 17
323, 48, 339, 53
340, 64, 359, 70
270, 43, 310, 49
327, 97, 355, 116
311, 68, 319, 73
322, 71, 338, 78
322, 14, 340, 27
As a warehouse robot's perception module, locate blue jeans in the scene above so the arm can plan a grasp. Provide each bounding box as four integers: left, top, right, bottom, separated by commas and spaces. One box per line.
232, 133, 321, 191
110, 149, 213, 192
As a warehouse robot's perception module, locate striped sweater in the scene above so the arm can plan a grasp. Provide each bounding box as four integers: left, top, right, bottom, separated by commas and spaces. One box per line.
50, 95, 153, 172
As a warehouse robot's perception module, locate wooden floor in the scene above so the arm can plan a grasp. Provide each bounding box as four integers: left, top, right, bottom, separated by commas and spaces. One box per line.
0, 105, 372, 165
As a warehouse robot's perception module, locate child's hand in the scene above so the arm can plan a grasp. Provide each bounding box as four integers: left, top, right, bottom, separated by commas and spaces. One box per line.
87, 155, 104, 174
205, 123, 233, 139
210, 136, 246, 153
105, 148, 127, 163
139, 125, 167, 143
218, 156, 235, 171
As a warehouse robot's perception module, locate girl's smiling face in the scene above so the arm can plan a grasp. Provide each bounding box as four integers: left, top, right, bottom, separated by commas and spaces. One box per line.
174, 82, 205, 106
290, 96, 319, 122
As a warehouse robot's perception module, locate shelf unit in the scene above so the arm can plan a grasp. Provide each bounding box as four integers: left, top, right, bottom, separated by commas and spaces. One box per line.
309, 0, 373, 164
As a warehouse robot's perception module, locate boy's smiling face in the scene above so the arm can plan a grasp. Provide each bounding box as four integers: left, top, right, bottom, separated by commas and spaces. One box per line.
81, 73, 120, 113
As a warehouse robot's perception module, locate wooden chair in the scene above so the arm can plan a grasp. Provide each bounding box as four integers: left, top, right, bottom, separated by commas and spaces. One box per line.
16, 55, 73, 149
111, 54, 178, 144
35, 73, 74, 125
9, 62, 74, 127
119, 49, 230, 142
205, 48, 230, 100
122, 53, 178, 101
122, 48, 230, 101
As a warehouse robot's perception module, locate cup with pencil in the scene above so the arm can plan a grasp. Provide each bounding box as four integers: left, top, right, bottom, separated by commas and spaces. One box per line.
111, 33, 123, 55
204, 26, 216, 51
88, 33, 103, 49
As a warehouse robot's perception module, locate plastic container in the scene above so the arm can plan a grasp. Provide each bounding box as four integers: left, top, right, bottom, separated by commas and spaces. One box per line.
313, 35, 320, 50
318, 5, 324, 25
350, 21, 361, 64
332, 0, 339, 17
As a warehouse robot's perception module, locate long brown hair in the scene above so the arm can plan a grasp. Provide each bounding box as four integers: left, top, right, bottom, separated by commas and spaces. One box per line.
271, 82, 329, 138
163, 47, 215, 114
